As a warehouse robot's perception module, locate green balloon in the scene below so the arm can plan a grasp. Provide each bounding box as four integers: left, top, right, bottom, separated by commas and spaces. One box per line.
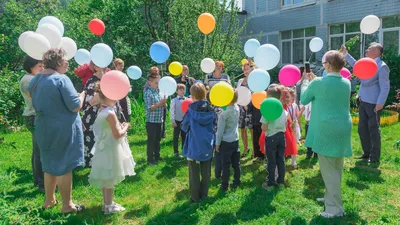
260, 98, 283, 121
222, 106, 227, 111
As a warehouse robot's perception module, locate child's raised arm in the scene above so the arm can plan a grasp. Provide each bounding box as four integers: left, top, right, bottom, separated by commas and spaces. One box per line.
106, 111, 129, 139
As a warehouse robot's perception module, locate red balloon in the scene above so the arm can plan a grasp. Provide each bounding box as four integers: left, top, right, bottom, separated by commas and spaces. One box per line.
88, 19, 105, 36
353, 58, 378, 80
181, 98, 193, 114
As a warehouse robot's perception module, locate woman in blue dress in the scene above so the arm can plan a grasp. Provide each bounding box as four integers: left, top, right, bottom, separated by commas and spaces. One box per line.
28, 49, 86, 213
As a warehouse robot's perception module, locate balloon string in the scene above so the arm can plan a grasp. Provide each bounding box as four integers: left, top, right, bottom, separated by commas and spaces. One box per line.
100, 36, 104, 43
203, 35, 207, 55
308, 51, 313, 63
232, 72, 245, 81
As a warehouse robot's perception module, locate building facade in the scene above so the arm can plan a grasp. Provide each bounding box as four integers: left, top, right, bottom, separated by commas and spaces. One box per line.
239, 0, 400, 67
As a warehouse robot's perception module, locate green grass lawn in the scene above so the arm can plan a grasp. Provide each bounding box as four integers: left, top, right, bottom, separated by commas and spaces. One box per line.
1, 123, 400, 225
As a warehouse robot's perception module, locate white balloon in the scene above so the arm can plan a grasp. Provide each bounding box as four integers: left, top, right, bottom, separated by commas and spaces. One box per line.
244, 39, 260, 57
159, 76, 177, 97
74, 49, 91, 65
360, 15, 380, 34
18, 31, 34, 53
90, 43, 113, 68
59, 37, 77, 60
38, 16, 64, 36
254, 44, 280, 70
36, 23, 62, 48
237, 86, 252, 106
309, 37, 324, 53
200, 58, 216, 74
23, 33, 51, 60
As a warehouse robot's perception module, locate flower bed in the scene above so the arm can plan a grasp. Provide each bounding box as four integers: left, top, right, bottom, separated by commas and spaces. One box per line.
351, 109, 399, 126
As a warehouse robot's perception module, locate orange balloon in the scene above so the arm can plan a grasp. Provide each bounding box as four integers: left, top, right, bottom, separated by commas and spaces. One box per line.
197, 13, 216, 35
252, 91, 267, 109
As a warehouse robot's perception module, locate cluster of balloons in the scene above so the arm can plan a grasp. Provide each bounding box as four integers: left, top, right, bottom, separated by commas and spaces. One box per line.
19, 16, 77, 61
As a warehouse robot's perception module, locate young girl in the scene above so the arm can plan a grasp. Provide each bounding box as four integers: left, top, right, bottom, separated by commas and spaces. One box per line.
288, 88, 301, 143
280, 86, 298, 167
88, 83, 136, 214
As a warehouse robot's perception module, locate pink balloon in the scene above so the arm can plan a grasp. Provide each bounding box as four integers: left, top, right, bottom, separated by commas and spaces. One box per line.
340, 68, 352, 80
278, 65, 301, 86
100, 70, 130, 101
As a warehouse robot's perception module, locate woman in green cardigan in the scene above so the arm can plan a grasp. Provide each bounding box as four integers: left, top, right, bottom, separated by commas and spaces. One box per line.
301, 50, 352, 218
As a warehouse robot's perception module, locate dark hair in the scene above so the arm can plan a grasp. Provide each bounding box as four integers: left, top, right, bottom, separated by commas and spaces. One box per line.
177, 83, 186, 91
267, 86, 282, 99
23, 56, 42, 74
299, 66, 305, 75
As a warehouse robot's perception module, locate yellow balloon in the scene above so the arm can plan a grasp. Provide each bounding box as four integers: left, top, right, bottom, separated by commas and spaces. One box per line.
168, 61, 183, 76
210, 82, 234, 107
241, 59, 248, 65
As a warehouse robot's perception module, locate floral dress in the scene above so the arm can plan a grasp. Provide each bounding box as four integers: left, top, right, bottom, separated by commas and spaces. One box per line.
81, 76, 101, 167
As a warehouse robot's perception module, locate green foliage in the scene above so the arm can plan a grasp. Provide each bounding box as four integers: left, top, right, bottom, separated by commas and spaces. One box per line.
382, 47, 400, 107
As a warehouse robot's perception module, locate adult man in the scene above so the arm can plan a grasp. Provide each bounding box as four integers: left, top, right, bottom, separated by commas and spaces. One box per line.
340, 43, 390, 164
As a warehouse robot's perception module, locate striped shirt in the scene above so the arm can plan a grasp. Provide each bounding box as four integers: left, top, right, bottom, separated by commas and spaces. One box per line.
144, 87, 165, 123
204, 73, 231, 89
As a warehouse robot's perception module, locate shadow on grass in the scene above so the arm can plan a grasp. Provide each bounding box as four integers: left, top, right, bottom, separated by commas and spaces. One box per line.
302, 172, 325, 201
346, 161, 384, 190
210, 213, 238, 225
309, 210, 368, 225
155, 156, 187, 180
6, 167, 32, 186
124, 203, 150, 219
297, 157, 318, 169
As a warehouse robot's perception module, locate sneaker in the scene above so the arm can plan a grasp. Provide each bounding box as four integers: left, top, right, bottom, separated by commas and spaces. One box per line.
262, 182, 274, 191
316, 198, 325, 202
320, 211, 343, 218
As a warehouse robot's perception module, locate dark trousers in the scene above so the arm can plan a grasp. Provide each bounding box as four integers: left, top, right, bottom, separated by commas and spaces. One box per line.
188, 159, 211, 202
358, 101, 382, 161
265, 132, 286, 186
305, 123, 317, 158
146, 122, 162, 163
214, 150, 222, 179
252, 125, 263, 158
220, 141, 241, 189
161, 108, 166, 138
24, 116, 44, 188
173, 121, 186, 154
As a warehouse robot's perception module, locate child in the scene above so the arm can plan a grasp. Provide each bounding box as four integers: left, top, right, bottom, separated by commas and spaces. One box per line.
260, 86, 288, 191
144, 73, 167, 165
88, 84, 136, 215
281, 86, 298, 167
181, 83, 216, 203
215, 91, 240, 192
301, 103, 317, 159
288, 88, 301, 142
170, 84, 187, 158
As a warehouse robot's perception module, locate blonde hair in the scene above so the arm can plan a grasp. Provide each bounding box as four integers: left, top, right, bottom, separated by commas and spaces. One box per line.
242, 61, 255, 72
112, 58, 124, 69
177, 83, 186, 91
190, 83, 206, 100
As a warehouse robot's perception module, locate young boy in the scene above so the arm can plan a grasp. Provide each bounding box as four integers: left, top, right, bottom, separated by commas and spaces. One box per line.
215, 91, 240, 192
144, 73, 167, 165
260, 86, 288, 191
181, 83, 216, 203
170, 84, 187, 158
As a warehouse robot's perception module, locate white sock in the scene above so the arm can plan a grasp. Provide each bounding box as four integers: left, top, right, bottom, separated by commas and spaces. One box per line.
291, 155, 297, 166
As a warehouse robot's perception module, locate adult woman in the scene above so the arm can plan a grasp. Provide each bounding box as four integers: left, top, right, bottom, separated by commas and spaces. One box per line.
113, 58, 131, 123
204, 61, 231, 90
300, 50, 352, 218
28, 49, 85, 213
81, 65, 107, 167
236, 61, 254, 157
19, 56, 44, 191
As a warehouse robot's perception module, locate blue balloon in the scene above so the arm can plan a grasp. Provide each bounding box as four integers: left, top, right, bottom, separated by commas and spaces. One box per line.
74, 49, 90, 65
90, 43, 113, 68
322, 71, 327, 77
244, 39, 260, 57
248, 69, 271, 92
150, 41, 170, 64
127, 66, 142, 80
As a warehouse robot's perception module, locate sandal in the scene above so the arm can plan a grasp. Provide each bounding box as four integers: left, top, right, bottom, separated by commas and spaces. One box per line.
62, 204, 85, 214
104, 203, 125, 215
241, 149, 250, 158
102, 202, 125, 212
42, 200, 59, 210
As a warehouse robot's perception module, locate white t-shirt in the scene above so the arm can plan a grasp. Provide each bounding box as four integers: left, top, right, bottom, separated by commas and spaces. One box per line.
260, 110, 288, 137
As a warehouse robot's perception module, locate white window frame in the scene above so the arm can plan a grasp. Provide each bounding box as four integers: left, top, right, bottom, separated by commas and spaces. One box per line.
329, 17, 400, 58
281, 0, 316, 10
280, 28, 316, 66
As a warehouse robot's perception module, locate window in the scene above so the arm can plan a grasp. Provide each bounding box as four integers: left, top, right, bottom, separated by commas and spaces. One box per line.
282, 0, 304, 6
329, 16, 400, 57
280, 27, 316, 64
329, 22, 362, 58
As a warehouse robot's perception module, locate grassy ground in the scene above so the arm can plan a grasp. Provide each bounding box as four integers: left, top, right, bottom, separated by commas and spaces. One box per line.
1, 122, 400, 225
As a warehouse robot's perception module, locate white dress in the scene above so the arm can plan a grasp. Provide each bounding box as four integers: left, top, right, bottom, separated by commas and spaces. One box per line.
288, 103, 301, 142
88, 107, 135, 189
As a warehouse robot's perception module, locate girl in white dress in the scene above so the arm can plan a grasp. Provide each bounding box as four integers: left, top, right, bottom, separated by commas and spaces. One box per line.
88, 83, 136, 215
